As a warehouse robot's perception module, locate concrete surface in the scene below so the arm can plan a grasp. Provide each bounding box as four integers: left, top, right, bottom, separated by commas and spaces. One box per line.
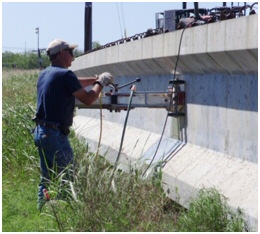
73, 115, 184, 171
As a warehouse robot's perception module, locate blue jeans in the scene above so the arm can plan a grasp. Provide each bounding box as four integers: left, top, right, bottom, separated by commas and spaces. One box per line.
34, 125, 74, 202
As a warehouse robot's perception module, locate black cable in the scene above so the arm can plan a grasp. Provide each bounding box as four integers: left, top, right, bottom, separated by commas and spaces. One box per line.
142, 22, 193, 177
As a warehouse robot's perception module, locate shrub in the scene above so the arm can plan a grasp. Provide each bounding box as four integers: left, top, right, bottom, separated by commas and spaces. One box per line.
176, 187, 248, 232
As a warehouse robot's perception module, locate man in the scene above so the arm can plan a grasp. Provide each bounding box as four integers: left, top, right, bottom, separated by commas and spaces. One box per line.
33, 39, 113, 211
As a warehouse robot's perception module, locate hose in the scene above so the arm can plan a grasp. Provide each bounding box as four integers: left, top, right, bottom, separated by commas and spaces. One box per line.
95, 92, 103, 161
142, 22, 192, 177
109, 89, 135, 186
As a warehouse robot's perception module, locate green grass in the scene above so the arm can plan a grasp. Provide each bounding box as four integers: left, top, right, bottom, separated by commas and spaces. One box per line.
2, 69, 249, 232
3, 172, 59, 231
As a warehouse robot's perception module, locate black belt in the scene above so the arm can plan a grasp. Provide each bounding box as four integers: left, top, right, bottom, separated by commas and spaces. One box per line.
33, 117, 70, 135
37, 121, 59, 130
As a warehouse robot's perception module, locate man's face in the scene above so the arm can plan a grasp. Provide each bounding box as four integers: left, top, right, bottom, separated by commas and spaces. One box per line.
62, 49, 74, 67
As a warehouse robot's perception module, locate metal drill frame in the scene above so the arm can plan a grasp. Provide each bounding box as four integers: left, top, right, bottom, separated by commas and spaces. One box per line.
75, 79, 186, 117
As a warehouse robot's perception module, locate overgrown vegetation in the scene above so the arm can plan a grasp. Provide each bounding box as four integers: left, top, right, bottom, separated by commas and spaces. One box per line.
2, 41, 100, 69
2, 52, 49, 69
177, 188, 249, 232
2, 50, 82, 70
2, 69, 249, 232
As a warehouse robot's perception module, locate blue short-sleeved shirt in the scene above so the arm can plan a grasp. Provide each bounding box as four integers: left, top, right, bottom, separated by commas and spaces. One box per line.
36, 65, 82, 126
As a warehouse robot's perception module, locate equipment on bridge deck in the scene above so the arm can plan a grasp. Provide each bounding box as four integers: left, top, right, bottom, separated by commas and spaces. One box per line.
75, 78, 186, 117
155, 2, 257, 32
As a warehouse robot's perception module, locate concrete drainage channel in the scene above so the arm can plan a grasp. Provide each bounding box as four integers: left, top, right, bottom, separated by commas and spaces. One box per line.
73, 115, 258, 231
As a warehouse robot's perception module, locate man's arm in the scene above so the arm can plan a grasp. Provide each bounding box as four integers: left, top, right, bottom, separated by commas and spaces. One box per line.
73, 83, 103, 106
73, 72, 113, 106
78, 77, 97, 87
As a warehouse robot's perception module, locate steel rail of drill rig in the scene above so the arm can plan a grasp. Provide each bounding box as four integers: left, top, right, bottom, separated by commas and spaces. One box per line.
75, 78, 186, 117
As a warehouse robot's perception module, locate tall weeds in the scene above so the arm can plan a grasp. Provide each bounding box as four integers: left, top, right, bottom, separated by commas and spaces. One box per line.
177, 188, 248, 232
2, 69, 38, 172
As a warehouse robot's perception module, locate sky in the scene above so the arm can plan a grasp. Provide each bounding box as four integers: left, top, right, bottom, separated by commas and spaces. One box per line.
1, 1, 258, 53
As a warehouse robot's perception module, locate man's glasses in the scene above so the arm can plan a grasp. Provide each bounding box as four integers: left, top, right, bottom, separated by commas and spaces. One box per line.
64, 49, 74, 57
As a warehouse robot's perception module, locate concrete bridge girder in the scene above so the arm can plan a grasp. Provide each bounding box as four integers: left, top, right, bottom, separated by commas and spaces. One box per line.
71, 15, 257, 77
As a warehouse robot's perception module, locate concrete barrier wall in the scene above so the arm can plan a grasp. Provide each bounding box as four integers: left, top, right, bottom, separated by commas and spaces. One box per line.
71, 14, 258, 230
185, 73, 258, 163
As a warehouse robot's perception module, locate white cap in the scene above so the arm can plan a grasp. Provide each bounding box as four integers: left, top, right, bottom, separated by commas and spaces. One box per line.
46, 39, 78, 55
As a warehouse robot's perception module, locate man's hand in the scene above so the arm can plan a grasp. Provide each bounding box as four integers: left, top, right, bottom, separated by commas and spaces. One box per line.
96, 72, 113, 86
